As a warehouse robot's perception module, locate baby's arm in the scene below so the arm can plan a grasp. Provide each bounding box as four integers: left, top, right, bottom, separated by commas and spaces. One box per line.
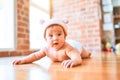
62, 49, 82, 68
13, 50, 46, 65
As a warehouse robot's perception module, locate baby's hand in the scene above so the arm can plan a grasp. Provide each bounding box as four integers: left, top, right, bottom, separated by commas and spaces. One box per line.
13, 59, 24, 65
61, 59, 82, 68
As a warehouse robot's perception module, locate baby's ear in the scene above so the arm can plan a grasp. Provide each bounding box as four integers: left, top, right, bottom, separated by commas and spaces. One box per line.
40, 19, 45, 25
62, 18, 69, 24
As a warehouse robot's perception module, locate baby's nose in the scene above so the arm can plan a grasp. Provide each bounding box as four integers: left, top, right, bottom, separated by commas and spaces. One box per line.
53, 36, 58, 40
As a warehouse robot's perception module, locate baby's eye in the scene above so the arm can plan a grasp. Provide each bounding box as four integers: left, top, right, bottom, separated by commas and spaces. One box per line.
49, 35, 53, 37
58, 33, 61, 36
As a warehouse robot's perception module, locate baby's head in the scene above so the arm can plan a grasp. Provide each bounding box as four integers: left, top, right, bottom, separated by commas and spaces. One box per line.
42, 18, 68, 40
41, 18, 68, 50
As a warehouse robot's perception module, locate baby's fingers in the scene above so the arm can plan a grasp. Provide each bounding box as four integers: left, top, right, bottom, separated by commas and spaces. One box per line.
62, 60, 73, 68
13, 60, 21, 65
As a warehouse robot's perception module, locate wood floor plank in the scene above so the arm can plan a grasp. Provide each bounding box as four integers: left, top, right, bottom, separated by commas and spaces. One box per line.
0, 52, 120, 80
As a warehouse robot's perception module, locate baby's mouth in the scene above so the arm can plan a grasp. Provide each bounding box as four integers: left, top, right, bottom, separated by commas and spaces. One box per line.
54, 42, 58, 45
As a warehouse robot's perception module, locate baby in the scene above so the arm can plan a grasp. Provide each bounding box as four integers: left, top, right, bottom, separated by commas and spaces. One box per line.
13, 18, 91, 68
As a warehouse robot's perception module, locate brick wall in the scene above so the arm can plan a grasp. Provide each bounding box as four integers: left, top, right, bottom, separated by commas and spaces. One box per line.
0, 0, 102, 57
17, 0, 29, 50
52, 0, 101, 53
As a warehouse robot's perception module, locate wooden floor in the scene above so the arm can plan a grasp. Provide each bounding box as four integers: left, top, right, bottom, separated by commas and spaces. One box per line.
0, 52, 120, 80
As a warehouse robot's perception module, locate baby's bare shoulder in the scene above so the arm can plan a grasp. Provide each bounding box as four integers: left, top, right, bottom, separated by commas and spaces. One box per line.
64, 43, 75, 52
39, 46, 49, 54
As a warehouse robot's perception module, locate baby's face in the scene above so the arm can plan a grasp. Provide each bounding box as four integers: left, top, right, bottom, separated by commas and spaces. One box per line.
45, 25, 66, 50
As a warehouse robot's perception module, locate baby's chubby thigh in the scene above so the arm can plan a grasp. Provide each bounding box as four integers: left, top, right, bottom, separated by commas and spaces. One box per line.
80, 47, 91, 59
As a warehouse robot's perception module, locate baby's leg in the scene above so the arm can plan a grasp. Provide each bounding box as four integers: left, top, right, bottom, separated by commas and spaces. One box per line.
66, 40, 91, 58
80, 47, 91, 59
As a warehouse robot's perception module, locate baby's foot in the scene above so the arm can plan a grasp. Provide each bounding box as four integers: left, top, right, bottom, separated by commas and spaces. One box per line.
88, 52, 91, 58
81, 52, 91, 59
